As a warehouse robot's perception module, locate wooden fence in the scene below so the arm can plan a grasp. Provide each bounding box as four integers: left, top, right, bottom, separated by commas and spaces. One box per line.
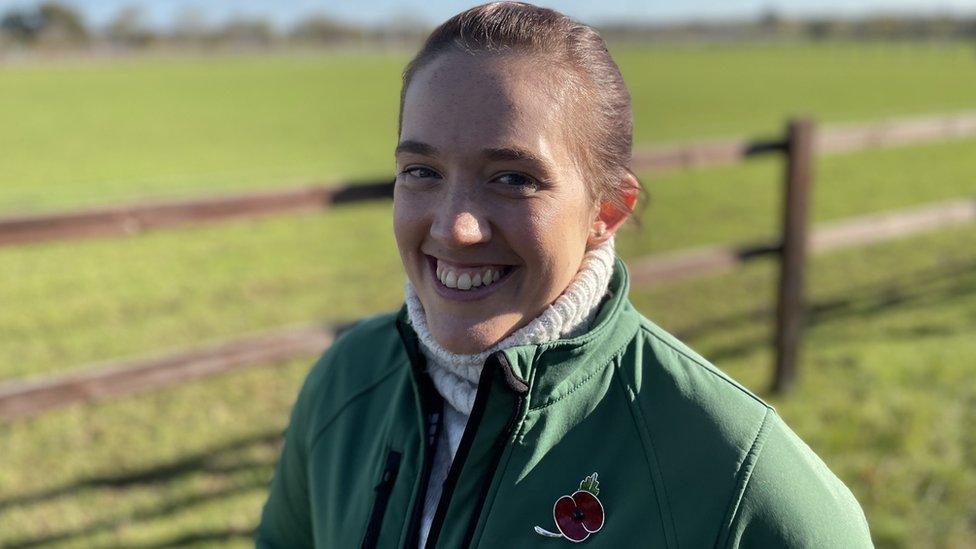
1, 111, 974, 420
3, 111, 973, 248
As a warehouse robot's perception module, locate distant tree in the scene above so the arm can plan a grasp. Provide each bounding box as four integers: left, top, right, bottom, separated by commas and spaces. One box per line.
861, 16, 904, 40
758, 7, 783, 35
1, 8, 44, 43
0, 2, 87, 46
804, 18, 846, 41
170, 7, 209, 44
37, 2, 88, 45
107, 6, 154, 48
924, 16, 961, 40
290, 15, 360, 45
217, 18, 276, 47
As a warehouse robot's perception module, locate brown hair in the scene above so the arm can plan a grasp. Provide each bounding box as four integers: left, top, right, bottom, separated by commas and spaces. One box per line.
398, 1, 642, 219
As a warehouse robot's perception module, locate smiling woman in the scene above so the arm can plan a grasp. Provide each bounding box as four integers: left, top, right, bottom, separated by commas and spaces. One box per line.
393, 47, 632, 355
256, 3, 873, 548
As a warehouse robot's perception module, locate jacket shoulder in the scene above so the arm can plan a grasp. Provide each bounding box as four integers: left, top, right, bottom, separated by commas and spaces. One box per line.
293, 311, 407, 444
623, 312, 869, 546
632, 313, 772, 446
256, 311, 408, 548
622, 313, 772, 546
720, 412, 873, 547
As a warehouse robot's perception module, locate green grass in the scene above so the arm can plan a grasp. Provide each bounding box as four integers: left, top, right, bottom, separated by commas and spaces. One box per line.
1, 42, 974, 213
0, 225, 972, 548
2, 136, 972, 380
1, 44, 974, 548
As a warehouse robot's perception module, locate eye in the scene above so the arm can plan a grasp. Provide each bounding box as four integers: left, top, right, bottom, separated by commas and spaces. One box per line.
493, 172, 539, 189
400, 166, 440, 179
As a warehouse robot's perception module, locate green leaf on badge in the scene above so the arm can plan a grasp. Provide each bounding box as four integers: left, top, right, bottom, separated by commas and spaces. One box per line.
579, 472, 600, 496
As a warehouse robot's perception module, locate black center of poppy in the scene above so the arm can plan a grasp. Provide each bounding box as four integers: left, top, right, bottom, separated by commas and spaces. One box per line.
573, 508, 585, 521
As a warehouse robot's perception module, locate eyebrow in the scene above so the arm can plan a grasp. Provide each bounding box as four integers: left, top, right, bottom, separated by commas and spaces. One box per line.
483, 146, 546, 166
395, 141, 556, 178
395, 140, 437, 157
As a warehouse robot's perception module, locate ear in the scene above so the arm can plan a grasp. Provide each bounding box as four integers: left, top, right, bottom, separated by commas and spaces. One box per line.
587, 171, 639, 248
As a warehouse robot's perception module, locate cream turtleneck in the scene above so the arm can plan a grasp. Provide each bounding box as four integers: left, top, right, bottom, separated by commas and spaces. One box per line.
404, 237, 617, 547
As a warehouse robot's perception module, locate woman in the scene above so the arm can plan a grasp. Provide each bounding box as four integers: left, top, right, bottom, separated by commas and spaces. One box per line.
257, 3, 873, 547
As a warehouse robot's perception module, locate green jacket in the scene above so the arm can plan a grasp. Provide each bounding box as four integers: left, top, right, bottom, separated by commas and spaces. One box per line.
256, 258, 872, 548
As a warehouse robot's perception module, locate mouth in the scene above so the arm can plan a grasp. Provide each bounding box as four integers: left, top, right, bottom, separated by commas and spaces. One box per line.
424, 254, 517, 301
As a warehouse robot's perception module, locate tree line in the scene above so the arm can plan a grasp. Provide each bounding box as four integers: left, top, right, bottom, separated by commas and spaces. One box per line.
1, 2, 974, 52
0, 3, 425, 51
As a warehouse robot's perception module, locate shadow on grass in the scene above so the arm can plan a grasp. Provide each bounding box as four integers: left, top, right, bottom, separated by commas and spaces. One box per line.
3, 257, 973, 547
2, 481, 266, 548
129, 527, 256, 548
0, 430, 281, 513
0, 430, 281, 548
669, 257, 976, 374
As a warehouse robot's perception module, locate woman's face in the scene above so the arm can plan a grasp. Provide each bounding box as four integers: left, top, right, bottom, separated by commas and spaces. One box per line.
394, 51, 600, 354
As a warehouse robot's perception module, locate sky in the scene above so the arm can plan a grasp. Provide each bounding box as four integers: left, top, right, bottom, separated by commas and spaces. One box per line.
1, 0, 975, 30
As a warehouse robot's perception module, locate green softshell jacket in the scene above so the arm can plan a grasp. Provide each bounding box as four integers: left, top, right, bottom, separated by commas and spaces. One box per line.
256, 258, 873, 548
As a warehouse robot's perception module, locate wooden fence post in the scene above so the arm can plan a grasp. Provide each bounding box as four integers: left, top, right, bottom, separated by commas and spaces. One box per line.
773, 118, 816, 393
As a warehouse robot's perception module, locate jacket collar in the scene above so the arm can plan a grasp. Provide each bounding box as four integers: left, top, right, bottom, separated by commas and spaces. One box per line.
395, 256, 639, 405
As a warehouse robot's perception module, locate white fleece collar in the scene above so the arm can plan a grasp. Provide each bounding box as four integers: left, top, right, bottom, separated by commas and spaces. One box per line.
404, 237, 616, 415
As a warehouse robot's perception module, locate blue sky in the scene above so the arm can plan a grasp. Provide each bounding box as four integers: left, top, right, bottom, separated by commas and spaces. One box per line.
2, 0, 974, 30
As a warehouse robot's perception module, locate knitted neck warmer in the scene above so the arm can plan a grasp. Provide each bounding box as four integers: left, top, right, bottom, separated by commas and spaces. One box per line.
404, 237, 616, 416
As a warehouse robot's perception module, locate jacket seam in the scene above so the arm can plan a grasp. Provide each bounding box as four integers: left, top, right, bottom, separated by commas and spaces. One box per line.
639, 324, 769, 408
471, 397, 525, 548
715, 407, 774, 549
615, 354, 679, 549
307, 360, 407, 452
527, 336, 634, 411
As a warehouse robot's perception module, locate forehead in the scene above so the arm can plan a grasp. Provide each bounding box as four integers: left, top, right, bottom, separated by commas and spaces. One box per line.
400, 51, 570, 162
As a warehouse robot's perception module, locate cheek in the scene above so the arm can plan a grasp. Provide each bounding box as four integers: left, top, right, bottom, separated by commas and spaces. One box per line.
392, 196, 427, 261
509, 198, 589, 272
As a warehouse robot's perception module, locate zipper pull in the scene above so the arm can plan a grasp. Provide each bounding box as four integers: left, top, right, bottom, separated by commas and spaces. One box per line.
362, 450, 402, 549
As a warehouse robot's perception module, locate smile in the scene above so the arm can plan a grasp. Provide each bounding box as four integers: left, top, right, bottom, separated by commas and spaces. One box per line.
424, 254, 516, 299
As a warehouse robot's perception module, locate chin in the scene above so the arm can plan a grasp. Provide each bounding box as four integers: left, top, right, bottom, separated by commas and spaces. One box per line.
427, 314, 514, 355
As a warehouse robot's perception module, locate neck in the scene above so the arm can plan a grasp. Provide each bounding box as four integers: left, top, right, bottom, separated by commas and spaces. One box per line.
404, 237, 616, 415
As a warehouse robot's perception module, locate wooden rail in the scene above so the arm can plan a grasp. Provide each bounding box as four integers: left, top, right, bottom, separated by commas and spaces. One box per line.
1, 111, 973, 248
0, 181, 395, 247
2, 110, 974, 415
816, 111, 976, 154
0, 324, 338, 421
628, 195, 976, 285
1, 196, 972, 421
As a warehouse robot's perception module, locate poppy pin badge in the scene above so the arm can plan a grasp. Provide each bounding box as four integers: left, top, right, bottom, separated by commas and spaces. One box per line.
534, 473, 604, 543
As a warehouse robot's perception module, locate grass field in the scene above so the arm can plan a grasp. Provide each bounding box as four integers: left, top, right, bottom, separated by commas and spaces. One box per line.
1, 226, 972, 548
1, 42, 974, 213
0, 43, 974, 547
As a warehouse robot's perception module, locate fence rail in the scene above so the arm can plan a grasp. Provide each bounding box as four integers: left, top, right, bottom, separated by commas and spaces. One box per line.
1, 196, 972, 421
0, 324, 338, 420
2, 111, 974, 248
0, 181, 395, 247
2, 110, 975, 420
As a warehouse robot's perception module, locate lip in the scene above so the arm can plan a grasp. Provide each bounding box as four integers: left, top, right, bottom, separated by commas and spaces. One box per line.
424, 254, 517, 302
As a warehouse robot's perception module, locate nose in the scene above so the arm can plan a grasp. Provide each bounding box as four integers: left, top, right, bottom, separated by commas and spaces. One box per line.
429, 191, 492, 247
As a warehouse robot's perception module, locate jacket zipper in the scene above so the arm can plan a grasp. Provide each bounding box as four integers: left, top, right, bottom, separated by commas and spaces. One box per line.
458, 386, 526, 547
361, 449, 403, 549
397, 315, 445, 549
422, 351, 528, 548
404, 395, 444, 548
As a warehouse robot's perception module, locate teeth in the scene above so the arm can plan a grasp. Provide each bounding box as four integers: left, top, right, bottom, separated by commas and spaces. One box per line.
435, 260, 507, 291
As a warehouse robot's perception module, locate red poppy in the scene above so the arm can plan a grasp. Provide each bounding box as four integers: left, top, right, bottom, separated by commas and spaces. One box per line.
553, 490, 605, 542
